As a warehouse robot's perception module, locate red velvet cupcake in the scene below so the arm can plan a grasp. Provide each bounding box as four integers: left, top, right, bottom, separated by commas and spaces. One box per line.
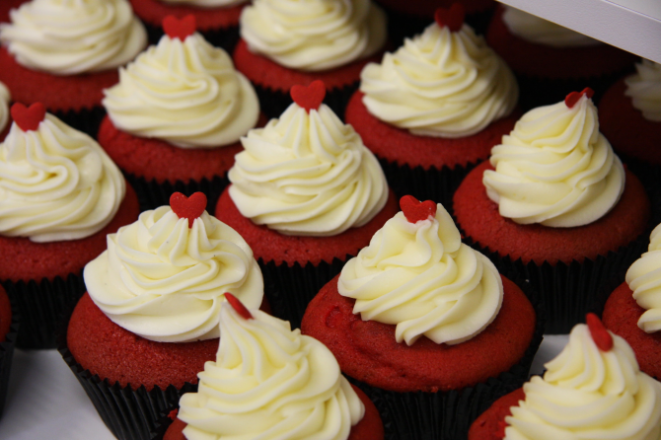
302, 197, 542, 440
0, 285, 18, 420
0, 104, 140, 348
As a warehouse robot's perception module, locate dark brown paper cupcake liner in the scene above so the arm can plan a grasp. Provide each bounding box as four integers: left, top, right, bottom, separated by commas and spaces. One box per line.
54, 106, 107, 139
0, 296, 19, 419
141, 21, 240, 54
3, 272, 85, 349
125, 172, 229, 213
259, 256, 350, 330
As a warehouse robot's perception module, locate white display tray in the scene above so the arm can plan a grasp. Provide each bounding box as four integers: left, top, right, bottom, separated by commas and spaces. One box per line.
0, 335, 569, 440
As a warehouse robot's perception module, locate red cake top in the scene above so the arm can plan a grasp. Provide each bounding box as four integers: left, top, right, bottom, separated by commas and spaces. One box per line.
11, 102, 46, 132
434, 4, 465, 32
586, 313, 613, 351
290, 80, 326, 113
565, 87, 594, 108
163, 15, 196, 41
225, 293, 253, 320
400, 195, 437, 223
170, 192, 206, 228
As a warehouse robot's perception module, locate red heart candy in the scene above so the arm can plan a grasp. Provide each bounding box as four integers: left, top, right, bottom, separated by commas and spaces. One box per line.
170, 192, 207, 228
290, 80, 326, 113
225, 293, 253, 320
586, 313, 613, 351
162, 15, 196, 41
11, 102, 46, 132
434, 4, 465, 32
400, 195, 437, 223
564, 87, 594, 108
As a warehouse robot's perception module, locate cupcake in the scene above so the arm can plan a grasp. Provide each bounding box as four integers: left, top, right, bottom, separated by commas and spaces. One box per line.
603, 222, 661, 380
160, 294, 384, 440
0, 285, 18, 420
346, 4, 519, 207
453, 88, 652, 334
487, 5, 636, 110
60, 192, 265, 440
215, 80, 399, 329
0, 102, 139, 348
302, 196, 542, 440
233, 0, 387, 119
0, 0, 147, 136
99, 15, 261, 212
469, 314, 661, 440
128, 0, 247, 51
0, 81, 10, 140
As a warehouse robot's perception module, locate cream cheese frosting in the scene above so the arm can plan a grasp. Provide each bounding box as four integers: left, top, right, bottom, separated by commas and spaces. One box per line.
483, 92, 625, 228
0, 113, 125, 242
103, 32, 259, 149
228, 102, 388, 236
625, 59, 661, 123
503, 323, 661, 440
84, 206, 264, 343
502, 6, 600, 48
338, 202, 503, 346
360, 20, 518, 138
239, 0, 387, 72
0, 0, 147, 75
626, 223, 661, 334
159, 0, 247, 7
178, 301, 365, 440
0, 82, 9, 135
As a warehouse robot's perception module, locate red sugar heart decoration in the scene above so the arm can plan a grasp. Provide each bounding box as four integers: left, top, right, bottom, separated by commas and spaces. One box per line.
400, 195, 437, 223
564, 87, 594, 108
163, 15, 196, 41
170, 192, 207, 228
225, 293, 253, 320
290, 80, 326, 113
586, 313, 613, 351
11, 102, 46, 132
434, 4, 465, 32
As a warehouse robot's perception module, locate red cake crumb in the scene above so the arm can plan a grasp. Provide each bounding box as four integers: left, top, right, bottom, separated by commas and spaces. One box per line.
468, 388, 525, 440
215, 187, 399, 267
0, 183, 140, 283
129, 0, 244, 31
603, 282, 661, 380
345, 91, 519, 170
453, 162, 650, 266
0, 286, 11, 343
302, 275, 535, 393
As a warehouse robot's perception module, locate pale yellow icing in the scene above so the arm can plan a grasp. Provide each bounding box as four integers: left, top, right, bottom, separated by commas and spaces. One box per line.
239, 0, 386, 71
625, 60, 661, 123
228, 102, 388, 236
0, 0, 146, 75
504, 324, 661, 440
360, 21, 518, 138
626, 223, 661, 334
338, 203, 503, 346
0, 113, 125, 242
178, 302, 365, 440
483, 93, 625, 227
0, 82, 9, 136
84, 207, 264, 343
103, 32, 259, 149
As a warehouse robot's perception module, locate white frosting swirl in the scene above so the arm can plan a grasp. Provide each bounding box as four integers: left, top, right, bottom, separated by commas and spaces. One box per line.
338, 203, 503, 346
504, 324, 661, 440
178, 303, 365, 440
626, 223, 661, 334
239, 0, 386, 71
84, 207, 264, 343
625, 60, 661, 123
0, 113, 125, 242
502, 6, 600, 48
360, 21, 518, 138
483, 93, 625, 227
0, 82, 9, 135
103, 33, 259, 149
228, 103, 388, 236
159, 0, 246, 7
0, 0, 147, 75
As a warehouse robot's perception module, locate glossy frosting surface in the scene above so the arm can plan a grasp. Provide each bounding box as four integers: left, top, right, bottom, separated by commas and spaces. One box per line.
627, 223, 661, 334
625, 60, 661, 123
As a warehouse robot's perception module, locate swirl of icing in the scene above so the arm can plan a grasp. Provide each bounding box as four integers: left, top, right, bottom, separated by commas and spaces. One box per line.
360, 20, 518, 138
0, 113, 125, 242
159, 0, 246, 6
0, 82, 9, 135
83, 207, 264, 343
103, 32, 259, 149
178, 302, 365, 440
504, 324, 661, 440
239, 0, 386, 71
502, 6, 600, 48
626, 223, 661, 334
338, 202, 503, 345
483, 93, 625, 227
625, 59, 661, 123
228, 102, 388, 236
0, 0, 146, 75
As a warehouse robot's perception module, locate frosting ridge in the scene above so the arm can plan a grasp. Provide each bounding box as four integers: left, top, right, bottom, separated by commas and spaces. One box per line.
626, 223, 661, 334
625, 59, 661, 123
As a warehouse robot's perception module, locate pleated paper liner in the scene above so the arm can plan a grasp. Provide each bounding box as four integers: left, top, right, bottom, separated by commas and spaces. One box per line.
125, 172, 229, 213
259, 255, 350, 330
141, 22, 240, 54
0, 296, 19, 419
3, 272, 85, 349
54, 106, 106, 139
